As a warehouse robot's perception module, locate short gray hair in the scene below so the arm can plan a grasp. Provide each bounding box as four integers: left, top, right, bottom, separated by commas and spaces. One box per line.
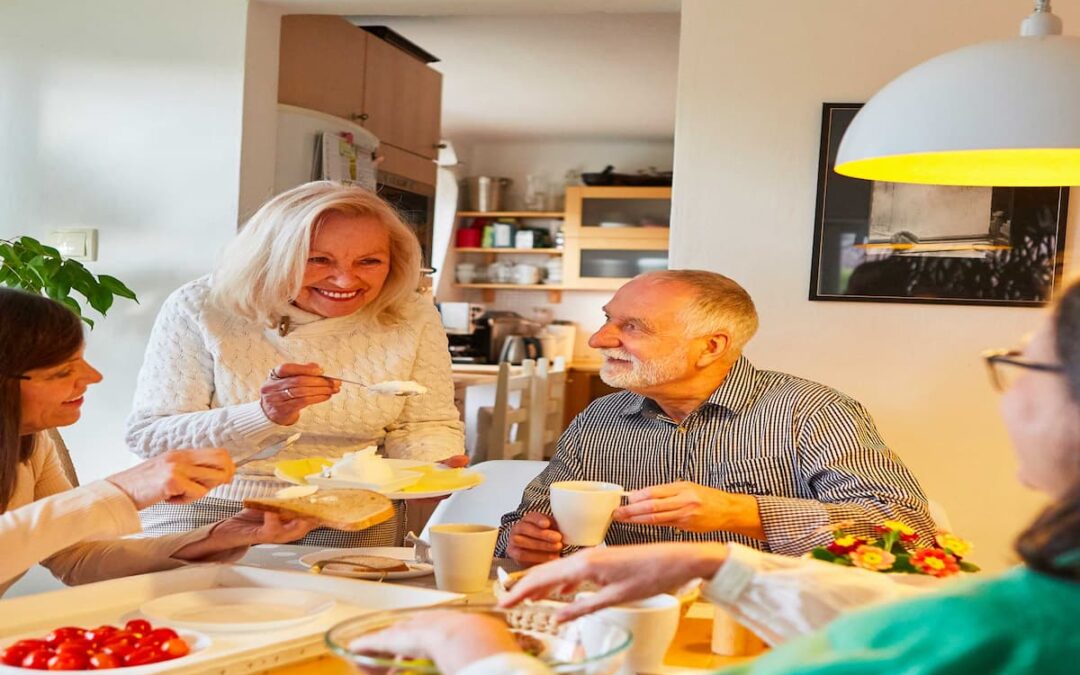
640, 270, 759, 354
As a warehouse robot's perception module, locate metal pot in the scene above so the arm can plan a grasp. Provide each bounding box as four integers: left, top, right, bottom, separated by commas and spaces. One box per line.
464, 176, 512, 212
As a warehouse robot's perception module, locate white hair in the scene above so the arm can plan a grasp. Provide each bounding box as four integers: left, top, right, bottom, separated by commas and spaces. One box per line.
210, 181, 422, 326
638, 270, 759, 354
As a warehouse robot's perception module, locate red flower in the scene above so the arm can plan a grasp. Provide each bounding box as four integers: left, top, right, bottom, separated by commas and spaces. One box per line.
827, 535, 866, 555
899, 531, 921, 544
911, 548, 960, 578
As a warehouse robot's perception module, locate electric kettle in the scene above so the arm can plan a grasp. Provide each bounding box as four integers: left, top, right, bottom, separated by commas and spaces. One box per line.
498, 335, 543, 364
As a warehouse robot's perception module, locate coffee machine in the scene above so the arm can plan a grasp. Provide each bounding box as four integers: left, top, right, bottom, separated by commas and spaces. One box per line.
439, 302, 488, 364
439, 305, 541, 364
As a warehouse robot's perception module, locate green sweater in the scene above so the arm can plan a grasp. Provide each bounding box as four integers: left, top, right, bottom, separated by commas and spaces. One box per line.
721, 567, 1080, 675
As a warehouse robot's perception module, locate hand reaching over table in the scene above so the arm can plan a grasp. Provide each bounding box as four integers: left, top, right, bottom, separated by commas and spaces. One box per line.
105, 448, 236, 509
500, 542, 728, 622
173, 509, 318, 560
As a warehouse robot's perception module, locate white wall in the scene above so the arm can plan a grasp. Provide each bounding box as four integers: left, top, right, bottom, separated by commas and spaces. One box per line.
672, 0, 1080, 570
442, 138, 675, 356
0, 0, 252, 482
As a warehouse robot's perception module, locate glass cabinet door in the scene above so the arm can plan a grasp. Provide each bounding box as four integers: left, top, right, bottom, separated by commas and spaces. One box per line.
564, 187, 672, 239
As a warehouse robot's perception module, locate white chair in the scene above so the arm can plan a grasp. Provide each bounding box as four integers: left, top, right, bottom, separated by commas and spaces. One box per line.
476, 360, 537, 461
928, 498, 953, 532
528, 357, 567, 460
420, 459, 548, 539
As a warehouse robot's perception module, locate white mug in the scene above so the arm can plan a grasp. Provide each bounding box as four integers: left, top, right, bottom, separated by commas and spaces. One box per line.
550, 481, 623, 546
512, 263, 541, 285
428, 523, 498, 593
580, 593, 680, 674
455, 263, 477, 284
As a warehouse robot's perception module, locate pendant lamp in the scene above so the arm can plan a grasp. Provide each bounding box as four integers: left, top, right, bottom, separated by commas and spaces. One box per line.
835, 0, 1080, 186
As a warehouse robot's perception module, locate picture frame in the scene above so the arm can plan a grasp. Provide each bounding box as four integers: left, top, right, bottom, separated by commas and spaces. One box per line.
809, 103, 1070, 307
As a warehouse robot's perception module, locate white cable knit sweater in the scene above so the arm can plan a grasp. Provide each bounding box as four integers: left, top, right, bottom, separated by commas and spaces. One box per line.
125, 276, 465, 501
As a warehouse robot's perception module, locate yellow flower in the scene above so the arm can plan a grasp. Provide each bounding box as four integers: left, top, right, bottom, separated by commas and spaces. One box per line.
881, 520, 915, 536
849, 545, 896, 572
935, 533, 973, 557
835, 535, 858, 547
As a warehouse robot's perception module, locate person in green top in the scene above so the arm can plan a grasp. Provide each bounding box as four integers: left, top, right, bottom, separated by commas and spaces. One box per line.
350, 279, 1080, 675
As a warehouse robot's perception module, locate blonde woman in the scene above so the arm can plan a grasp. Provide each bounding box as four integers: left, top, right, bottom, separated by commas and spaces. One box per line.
126, 181, 466, 546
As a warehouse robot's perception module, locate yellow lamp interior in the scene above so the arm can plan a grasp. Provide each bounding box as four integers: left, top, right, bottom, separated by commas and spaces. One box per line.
834, 148, 1080, 186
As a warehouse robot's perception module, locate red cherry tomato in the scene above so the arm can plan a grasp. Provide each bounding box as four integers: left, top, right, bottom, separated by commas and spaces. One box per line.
44, 628, 84, 647
46, 651, 88, 670
123, 646, 165, 667
10, 640, 49, 653
55, 639, 92, 654
21, 649, 55, 670
87, 652, 121, 670
2, 645, 31, 667
134, 627, 179, 650
99, 638, 135, 659
123, 620, 151, 636
159, 637, 190, 659
82, 626, 118, 647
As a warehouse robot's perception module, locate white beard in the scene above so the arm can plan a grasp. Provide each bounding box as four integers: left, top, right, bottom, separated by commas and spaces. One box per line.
598, 346, 689, 390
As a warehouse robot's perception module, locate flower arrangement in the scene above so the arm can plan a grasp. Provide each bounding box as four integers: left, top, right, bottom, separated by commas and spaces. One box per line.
810, 520, 979, 578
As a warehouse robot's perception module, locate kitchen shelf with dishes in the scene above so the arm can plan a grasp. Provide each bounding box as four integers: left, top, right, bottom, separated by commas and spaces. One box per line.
450, 186, 672, 303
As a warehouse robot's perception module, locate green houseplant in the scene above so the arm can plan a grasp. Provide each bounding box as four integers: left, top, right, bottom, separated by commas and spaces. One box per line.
0, 235, 137, 327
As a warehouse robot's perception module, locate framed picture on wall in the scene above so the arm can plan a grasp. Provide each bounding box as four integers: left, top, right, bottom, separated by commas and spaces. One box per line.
809, 103, 1070, 307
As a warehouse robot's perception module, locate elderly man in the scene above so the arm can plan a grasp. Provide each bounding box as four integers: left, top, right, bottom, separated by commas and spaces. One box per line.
497, 270, 933, 566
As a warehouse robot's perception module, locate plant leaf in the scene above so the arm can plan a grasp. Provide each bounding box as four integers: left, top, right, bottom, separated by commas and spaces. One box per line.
98, 274, 138, 302
87, 284, 114, 314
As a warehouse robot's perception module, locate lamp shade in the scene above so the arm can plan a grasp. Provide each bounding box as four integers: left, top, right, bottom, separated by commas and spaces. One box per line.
835, 35, 1080, 186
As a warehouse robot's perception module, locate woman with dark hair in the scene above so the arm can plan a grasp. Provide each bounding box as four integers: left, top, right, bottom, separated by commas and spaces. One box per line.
351, 279, 1080, 674
0, 288, 315, 597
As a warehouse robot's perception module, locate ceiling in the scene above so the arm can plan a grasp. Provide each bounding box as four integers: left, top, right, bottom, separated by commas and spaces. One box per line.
264, 1, 681, 142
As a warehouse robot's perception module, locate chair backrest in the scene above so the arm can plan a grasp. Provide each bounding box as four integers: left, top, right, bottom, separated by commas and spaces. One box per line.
420, 459, 548, 539
486, 360, 536, 460
928, 498, 953, 532
528, 357, 567, 460
47, 428, 79, 487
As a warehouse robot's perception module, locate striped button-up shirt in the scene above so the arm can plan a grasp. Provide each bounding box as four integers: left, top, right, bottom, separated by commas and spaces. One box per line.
496, 357, 934, 557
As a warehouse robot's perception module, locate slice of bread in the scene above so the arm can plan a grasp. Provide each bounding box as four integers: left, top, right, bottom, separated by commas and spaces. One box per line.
319, 555, 410, 573
243, 488, 394, 531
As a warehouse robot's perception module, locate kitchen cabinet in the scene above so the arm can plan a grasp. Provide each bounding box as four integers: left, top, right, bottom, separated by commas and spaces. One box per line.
562, 186, 672, 290
278, 15, 368, 122
563, 366, 620, 429
278, 15, 443, 165
447, 186, 672, 303
363, 35, 443, 160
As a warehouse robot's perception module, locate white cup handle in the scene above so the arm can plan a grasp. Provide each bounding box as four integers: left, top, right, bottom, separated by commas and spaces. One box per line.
405, 531, 432, 564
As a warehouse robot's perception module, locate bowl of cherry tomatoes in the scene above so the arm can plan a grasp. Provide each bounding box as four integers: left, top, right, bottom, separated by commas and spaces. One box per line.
0, 619, 208, 671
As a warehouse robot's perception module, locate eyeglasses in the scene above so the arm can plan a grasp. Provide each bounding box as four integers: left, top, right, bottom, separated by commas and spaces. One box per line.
2, 374, 29, 381
982, 348, 1063, 392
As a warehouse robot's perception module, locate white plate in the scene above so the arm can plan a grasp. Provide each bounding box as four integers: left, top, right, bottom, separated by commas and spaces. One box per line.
299, 547, 433, 580
0, 630, 210, 674
305, 470, 423, 493
139, 588, 334, 633
289, 463, 486, 500
276, 458, 427, 487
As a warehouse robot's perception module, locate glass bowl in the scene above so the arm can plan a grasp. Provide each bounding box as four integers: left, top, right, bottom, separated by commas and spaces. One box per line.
325, 604, 632, 674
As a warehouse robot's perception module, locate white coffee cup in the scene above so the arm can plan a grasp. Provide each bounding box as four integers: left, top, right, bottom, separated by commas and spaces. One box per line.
429, 523, 498, 593
512, 263, 541, 285
580, 593, 680, 674
550, 481, 624, 546
455, 263, 477, 284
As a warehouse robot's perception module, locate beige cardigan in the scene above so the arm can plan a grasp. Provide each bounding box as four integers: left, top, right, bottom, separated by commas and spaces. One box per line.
0, 433, 244, 597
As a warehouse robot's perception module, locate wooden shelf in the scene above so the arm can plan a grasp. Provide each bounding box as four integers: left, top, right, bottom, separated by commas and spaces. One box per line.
453, 248, 563, 254
456, 211, 564, 218
454, 283, 563, 303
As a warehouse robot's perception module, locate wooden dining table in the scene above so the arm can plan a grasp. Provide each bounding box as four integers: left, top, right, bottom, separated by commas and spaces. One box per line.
236, 545, 755, 674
